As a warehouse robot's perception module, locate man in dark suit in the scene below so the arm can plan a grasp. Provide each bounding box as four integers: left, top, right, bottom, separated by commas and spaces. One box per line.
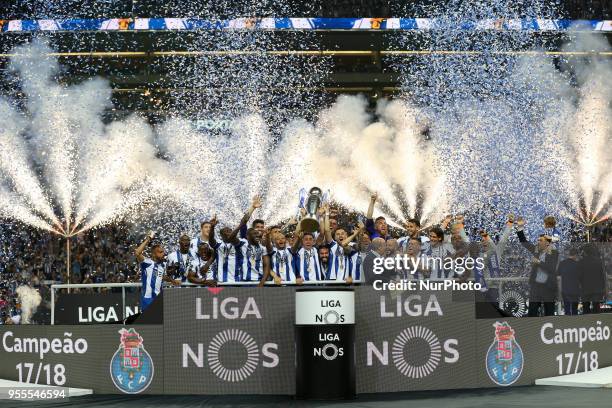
557, 247, 581, 315
362, 238, 396, 285
515, 217, 559, 317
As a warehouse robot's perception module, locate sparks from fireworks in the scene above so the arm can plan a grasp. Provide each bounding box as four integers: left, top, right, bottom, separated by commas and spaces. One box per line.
391, 0, 611, 233
1, 41, 168, 237
555, 83, 612, 228
2, 22, 611, 238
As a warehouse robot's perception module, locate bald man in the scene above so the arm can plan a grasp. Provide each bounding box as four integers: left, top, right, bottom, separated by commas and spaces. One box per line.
363, 238, 393, 285
167, 234, 196, 282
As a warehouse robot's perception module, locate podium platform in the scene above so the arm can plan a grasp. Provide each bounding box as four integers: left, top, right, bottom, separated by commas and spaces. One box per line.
0, 379, 93, 398
536, 366, 612, 388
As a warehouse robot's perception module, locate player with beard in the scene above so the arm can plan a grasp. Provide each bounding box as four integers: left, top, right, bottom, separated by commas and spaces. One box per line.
323, 205, 357, 284
365, 193, 391, 240
187, 243, 217, 286
134, 231, 180, 311
167, 234, 196, 283
398, 218, 430, 253
264, 231, 303, 285
318, 246, 330, 274
208, 196, 262, 284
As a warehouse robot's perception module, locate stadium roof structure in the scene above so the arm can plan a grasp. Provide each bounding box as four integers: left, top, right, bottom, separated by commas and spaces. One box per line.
0, 16, 610, 121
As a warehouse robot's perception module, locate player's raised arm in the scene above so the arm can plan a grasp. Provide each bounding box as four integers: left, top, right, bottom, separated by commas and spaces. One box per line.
281, 216, 298, 233
366, 192, 377, 219
496, 214, 514, 254
262, 227, 274, 253
291, 229, 303, 254
341, 221, 364, 248
515, 216, 536, 254
230, 195, 262, 241
364, 193, 380, 237
134, 230, 155, 263
323, 204, 333, 244
208, 215, 218, 248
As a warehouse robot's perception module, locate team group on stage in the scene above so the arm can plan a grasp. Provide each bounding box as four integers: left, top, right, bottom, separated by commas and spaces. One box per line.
136, 193, 608, 316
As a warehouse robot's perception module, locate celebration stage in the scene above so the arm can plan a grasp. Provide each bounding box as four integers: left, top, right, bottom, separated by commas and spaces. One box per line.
1, 287, 611, 396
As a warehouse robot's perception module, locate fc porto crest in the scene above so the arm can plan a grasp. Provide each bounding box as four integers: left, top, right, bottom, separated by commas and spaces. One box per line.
110, 328, 154, 393
485, 321, 523, 386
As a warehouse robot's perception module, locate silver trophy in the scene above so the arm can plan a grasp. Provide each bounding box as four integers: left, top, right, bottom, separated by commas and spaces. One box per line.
299, 187, 323, 233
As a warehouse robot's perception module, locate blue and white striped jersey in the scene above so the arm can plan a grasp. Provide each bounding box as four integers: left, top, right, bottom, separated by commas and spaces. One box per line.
239, 239, 268, 282
270, 247, 297, 282
293, 247, 322, 281
140, 257, 166, 301
350, 250, 366, 282
213, 241, 243, 283
189, 237, 210, 257
166, 250, 196, 282
192, 255, 216, 281
326, 240, 354, 281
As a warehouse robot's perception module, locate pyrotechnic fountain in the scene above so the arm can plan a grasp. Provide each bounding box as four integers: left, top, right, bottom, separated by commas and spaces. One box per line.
0, 42, 178, 286
0, 27, 610, 283
547, 70, 612, 237
390, 0, 612, 235
157, 94, 450, 228
307, 96, 449, 227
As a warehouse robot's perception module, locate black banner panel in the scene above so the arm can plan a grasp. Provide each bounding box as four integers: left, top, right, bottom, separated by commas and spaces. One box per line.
0, 287, 611, 395
0, 325, 164, 394
54, 293, 140, 324
355, 288, 478, 393
162, 287, 296, 394
295, 289, 356, 399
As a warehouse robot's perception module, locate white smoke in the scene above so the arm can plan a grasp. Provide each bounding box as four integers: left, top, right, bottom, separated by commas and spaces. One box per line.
0, 37, 450, 237
16, 285, 42, 324
0, 97, 60, 229
544, 34, 612, 226
2, 35, 609, 240
309, 95, 448, 226
2, 40, 172, 235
